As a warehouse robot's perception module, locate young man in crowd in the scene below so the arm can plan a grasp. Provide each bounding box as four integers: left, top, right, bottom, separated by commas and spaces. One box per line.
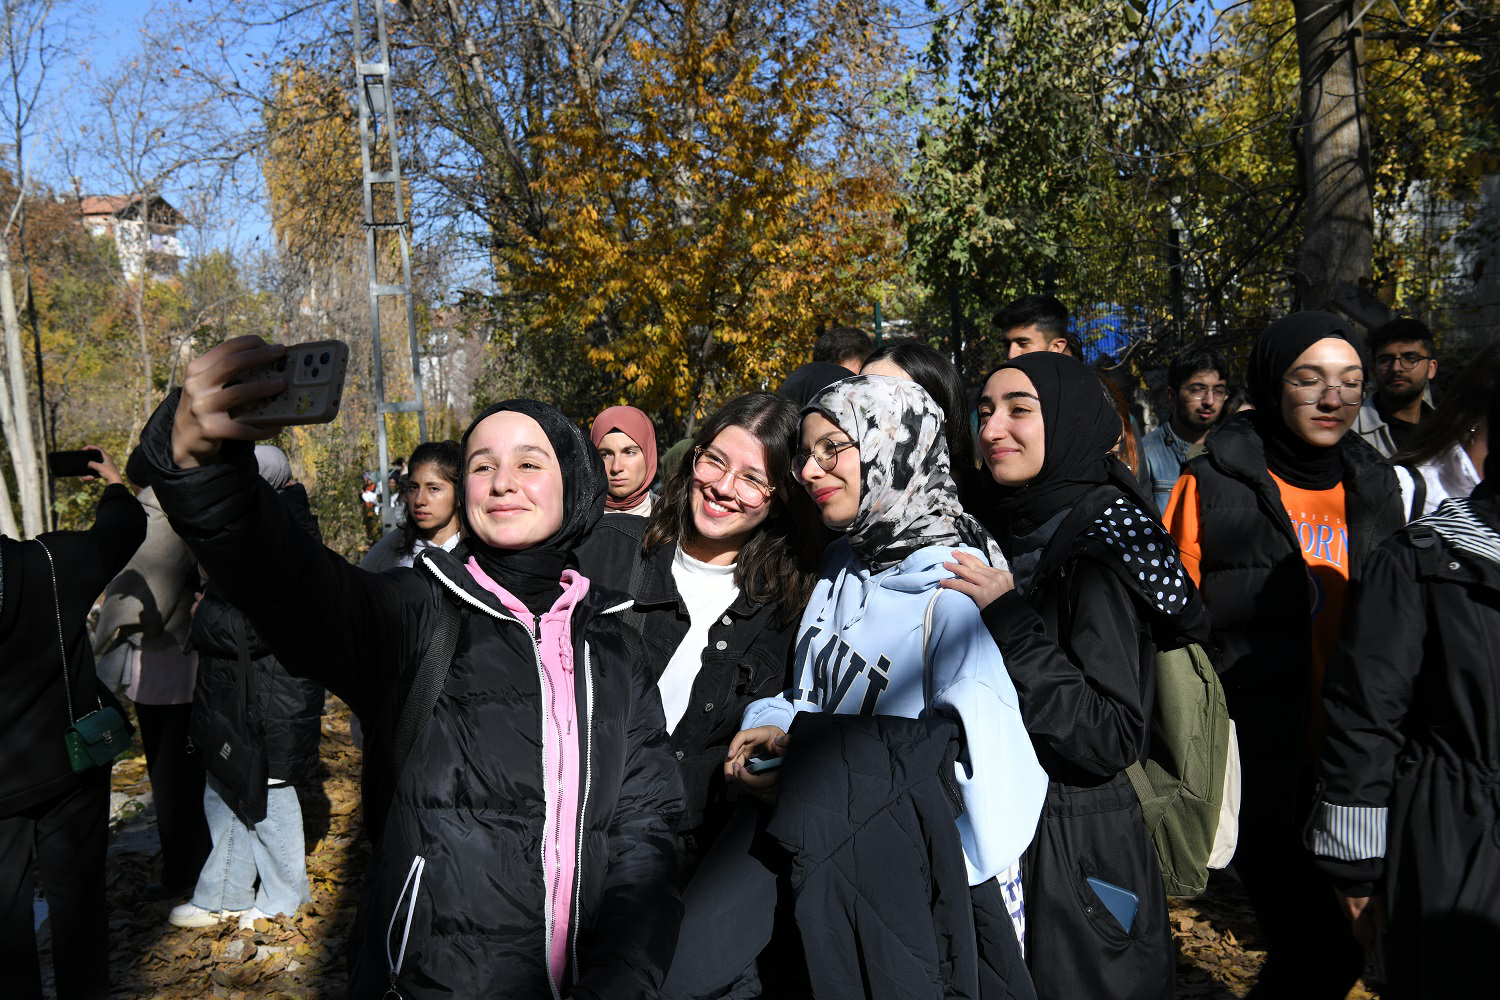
1141, 345, 1231, 513
1353, 318, 1438, 457
811, 325, 873, 374
993, 293, 1082, 360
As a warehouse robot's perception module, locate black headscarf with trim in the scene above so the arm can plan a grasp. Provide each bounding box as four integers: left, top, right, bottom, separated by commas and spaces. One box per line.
983, 352, 1143, 535
460, 400, 607, 613
1247, 311, 1362, 491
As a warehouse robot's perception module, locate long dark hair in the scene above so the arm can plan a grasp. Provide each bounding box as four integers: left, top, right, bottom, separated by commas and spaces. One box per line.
1393, 341, 1500, 468
398, 439, 462, 556
864, 342, 975, 469
643, 393, 822, 623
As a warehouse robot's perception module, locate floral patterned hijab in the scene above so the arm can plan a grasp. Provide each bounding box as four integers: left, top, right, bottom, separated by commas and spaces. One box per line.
806, 375, 1005, 572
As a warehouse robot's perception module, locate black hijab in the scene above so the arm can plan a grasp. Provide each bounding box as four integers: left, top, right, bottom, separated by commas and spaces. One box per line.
777, 362, 854, 409
984, 352, 1138, 535
1247, 311, 1362, 491
459, 400, 607, 614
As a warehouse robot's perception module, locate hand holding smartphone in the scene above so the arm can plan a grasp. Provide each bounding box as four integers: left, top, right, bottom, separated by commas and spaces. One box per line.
227, 340, 349, 428
47, 448, 104, 478
47, 446, 122, 485
745, 755, 784, 775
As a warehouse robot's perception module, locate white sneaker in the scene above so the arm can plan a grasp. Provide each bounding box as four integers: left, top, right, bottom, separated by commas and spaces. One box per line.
237, 907, 273, 930
168, 902, 246, 928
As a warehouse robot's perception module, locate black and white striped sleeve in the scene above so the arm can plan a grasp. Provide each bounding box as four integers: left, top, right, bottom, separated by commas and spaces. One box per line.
1308, 536, 1427, 887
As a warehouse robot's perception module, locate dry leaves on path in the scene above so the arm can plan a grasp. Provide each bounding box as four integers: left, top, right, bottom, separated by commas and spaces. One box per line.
77, 697, 1379, 997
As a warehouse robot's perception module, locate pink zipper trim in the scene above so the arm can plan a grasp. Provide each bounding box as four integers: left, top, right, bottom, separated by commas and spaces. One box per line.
465, 560, 589, 989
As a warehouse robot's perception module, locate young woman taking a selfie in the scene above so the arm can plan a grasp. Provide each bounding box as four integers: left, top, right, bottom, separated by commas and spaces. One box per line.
141, 336, 683, 1000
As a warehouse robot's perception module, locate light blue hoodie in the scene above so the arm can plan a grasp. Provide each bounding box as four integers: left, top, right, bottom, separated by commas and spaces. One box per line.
743, 538, 1048, 885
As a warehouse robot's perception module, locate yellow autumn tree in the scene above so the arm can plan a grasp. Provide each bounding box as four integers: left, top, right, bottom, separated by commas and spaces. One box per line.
1190, 0, 1496, 322
504, 0, 903, 430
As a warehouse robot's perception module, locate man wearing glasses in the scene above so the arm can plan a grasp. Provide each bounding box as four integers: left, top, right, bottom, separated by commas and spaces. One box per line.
1353, 318, 1438, 457
1141, 345, 1231, 514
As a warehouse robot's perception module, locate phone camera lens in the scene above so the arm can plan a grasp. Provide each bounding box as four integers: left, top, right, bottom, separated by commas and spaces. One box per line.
303, 354, 313, 367
320, 351, 332, 365
311, 367, 321, 378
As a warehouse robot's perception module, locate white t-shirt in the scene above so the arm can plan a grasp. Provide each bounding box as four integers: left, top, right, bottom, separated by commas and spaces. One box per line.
657, 545, 740, 733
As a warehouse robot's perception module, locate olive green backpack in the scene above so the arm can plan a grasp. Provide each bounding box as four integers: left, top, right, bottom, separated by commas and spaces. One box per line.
1125, 641, 1240, 897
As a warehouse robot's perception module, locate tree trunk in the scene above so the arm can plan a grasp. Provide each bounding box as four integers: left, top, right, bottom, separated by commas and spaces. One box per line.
1292, 0, 1373, 312
0, 235, 44, 537
0, 456, 18, 538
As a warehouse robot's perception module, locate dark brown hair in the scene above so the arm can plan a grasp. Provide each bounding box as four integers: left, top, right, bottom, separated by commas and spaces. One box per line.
1392, 341, 1500, 468
642, 393, 822, 624
398, 439, 462, 556
1097, 372, 1142, 478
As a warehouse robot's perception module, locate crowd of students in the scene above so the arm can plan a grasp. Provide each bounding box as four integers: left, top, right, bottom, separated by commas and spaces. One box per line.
2, 303, 1497, 1000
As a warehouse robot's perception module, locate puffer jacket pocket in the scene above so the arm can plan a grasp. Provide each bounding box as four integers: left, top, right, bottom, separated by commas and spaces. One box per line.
386, 855, 429, 997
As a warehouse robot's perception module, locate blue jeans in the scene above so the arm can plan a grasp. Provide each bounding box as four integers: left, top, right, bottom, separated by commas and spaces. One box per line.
192, 779, 311, 916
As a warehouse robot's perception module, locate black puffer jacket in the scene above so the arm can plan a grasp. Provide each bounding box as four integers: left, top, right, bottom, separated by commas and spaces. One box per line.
576, 513, 797, 868
188, 484, 325, 790
0, 484, 145, 815
1181, 413, 1402, 700
768, 712, 1035, 1000
141, 400, 683, 1000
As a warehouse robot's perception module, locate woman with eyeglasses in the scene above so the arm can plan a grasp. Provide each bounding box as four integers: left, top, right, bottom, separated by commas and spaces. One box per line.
577, 393, 822, 880
662, 376, 1045, 1000
1162, 312, 1403, 1000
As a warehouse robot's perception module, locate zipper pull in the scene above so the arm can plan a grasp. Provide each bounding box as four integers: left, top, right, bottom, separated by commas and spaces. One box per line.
533, 613, 542, 639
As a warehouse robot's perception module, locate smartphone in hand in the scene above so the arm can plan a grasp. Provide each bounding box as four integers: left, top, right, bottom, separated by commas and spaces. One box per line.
47, 448, 104, 478
745, 755, 784, 775
228, 340, 349, 428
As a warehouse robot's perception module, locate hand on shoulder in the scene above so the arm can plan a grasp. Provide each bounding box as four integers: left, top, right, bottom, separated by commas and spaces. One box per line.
940, 549, 1015, 611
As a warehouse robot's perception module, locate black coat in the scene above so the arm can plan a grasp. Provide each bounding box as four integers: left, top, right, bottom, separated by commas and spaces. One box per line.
1313, 494, 1500, 995
576, 513, 797, 869
188, 485, 326, 789
980, 487, 1208, 1000
0, 484, 146, 815
768, 712, 1035, 1000
141, 399, 683, 1000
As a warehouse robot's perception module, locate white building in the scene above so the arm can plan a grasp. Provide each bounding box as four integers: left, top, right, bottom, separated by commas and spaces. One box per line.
78, 193, 186, 279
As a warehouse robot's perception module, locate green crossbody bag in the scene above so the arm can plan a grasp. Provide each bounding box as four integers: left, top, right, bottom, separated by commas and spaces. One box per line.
38, 541, 135, 772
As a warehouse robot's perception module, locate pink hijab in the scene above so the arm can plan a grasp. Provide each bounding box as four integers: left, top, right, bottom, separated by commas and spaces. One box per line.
589, 405, 658, 511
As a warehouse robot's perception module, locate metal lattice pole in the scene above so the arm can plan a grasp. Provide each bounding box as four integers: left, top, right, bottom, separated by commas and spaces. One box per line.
354, 0, 428, 534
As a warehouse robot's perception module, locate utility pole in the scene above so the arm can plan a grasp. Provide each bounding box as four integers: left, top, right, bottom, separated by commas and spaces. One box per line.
353, 0, 428, 533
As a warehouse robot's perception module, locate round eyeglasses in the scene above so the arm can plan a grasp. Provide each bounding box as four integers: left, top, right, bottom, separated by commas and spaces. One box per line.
1374, 352, 1432, 371
1282, 376, 1366, 406
1183, 383, 1229, 401
692, 447, 775, 508
793, 437, 858, 483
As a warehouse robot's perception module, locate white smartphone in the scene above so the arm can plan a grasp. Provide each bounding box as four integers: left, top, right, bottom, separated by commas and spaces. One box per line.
228, 340, 349, 428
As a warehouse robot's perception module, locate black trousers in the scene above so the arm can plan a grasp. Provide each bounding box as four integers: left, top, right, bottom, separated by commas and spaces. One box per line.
1231, 693, 1363, 1000
136, 701, 210, 889
0, 769, 112, 1000
661, 801, 786, 1000
663, 800, 1034, 1000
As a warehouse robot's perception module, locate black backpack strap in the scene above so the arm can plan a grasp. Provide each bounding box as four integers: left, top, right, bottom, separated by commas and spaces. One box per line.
390, 594, 466, 790
620, 547, 649, 638
1399, 463, 1426, 521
